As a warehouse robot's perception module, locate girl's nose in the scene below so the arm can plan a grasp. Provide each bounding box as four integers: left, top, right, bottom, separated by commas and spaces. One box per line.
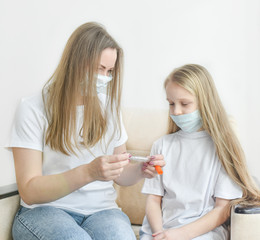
172, 106, 182, 116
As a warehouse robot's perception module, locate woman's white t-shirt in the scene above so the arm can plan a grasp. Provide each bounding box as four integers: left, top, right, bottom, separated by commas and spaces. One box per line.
141, 130, 242, 239
8, 92, 128, 215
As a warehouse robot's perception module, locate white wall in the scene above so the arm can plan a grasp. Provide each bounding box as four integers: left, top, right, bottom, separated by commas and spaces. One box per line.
1, 0, 260, 186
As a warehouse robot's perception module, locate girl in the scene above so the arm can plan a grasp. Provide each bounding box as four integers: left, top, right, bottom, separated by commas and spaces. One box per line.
9, 22, 164, 240
140, 64, 260, 240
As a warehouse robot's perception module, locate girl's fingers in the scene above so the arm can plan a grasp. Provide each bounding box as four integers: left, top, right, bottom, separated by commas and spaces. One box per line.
143, 168, 157, 178
148, 155, 165, 168
143, 164, 163, 176
149, 154, 164, 160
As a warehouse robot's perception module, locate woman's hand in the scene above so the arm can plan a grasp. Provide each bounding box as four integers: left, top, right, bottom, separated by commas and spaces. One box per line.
152, 228, 190, 240
142, 154, 165, 178
87, 153, 130, 181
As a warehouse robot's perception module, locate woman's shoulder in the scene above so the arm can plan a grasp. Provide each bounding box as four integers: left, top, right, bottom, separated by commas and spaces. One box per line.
18, 91, 45, 114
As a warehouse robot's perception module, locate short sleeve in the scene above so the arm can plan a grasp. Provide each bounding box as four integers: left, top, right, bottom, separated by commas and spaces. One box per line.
8, 98, 46, 152
142, 140, 164, 196
114, 112, 128, 147
214, 165, 242, 199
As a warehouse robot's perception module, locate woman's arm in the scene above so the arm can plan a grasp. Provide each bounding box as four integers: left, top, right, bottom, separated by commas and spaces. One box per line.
113, 144, 165, 186
13, 147, 129, 205
146, 194, 164, 234
153, 197, 231, 240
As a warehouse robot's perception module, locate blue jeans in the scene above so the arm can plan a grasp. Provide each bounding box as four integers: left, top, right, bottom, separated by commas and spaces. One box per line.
12, 206, 136, 240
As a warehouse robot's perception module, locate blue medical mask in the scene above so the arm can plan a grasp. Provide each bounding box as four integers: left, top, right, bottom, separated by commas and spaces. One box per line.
170, 110, 203, 133
96, 74, 113, 94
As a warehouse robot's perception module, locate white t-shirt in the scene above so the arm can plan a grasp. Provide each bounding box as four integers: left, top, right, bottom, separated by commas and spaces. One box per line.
8, 92, 128, 215
141, 130, 242, 239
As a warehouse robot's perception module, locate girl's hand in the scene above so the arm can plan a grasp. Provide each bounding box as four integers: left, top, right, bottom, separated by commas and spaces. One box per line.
142, 154, 165, 178
152, 228, 190, 240
87, 153, 130, 181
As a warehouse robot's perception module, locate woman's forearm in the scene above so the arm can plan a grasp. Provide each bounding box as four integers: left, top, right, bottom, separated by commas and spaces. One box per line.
20, 164, 92, 205
14, 146, 131, 205
114, 162, 143, 186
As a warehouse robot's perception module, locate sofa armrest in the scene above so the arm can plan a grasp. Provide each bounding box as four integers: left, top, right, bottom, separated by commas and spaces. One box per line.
233, 205, 260, 214
0, 184, 20, 240
0, 183, 18, 200
231, 205, 260, 240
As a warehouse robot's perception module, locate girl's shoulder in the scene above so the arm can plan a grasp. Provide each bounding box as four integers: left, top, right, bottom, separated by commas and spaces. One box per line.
152, 132, 179, 147
153, 130, 212, 148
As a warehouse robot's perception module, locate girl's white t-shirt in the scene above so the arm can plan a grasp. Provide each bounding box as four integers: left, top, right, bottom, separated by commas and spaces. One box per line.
8, 92, 128, 215
141, 130, 242, 239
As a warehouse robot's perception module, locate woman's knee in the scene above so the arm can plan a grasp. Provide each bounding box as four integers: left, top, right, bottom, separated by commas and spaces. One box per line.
82, 209, 136, 240
12, 206, 91, 240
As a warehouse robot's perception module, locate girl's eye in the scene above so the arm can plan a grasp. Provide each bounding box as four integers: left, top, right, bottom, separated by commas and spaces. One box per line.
182, 103, 189, 106
169, 103, 174, 106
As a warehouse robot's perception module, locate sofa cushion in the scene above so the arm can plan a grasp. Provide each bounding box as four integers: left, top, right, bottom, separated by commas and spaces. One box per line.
114, 178, 146, 225
0, 194, 20, 240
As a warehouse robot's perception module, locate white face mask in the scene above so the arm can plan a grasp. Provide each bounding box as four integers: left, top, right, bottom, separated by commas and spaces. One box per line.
170, 110, 203, 133
96, 74, 113, 94
82, 74, 113, 96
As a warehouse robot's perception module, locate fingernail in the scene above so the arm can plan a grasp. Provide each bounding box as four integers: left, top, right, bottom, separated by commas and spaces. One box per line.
150, 156, 155, 159
129, 154, 132, 158
149, 161, 154, 165
142, 166, 146, 171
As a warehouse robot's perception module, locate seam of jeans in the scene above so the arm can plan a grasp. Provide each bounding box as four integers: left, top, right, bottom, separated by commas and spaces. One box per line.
17, 206, 23, 216
16, 215, 42, 240
82, 226, 95, 240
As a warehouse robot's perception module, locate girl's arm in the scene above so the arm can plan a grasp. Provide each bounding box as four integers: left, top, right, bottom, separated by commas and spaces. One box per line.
113, 144, 164, 186
153, 197, 230, 240
178, 197, 230, 239
146, 194, 164, 234
13, 147, 129, 205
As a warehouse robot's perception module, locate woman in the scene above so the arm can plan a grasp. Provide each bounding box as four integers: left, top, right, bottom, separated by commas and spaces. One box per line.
9, 22, 164, 240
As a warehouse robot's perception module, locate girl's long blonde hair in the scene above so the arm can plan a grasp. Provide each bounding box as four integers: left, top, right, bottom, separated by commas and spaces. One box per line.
164, 64, 260, 206
43, 22, 123, 155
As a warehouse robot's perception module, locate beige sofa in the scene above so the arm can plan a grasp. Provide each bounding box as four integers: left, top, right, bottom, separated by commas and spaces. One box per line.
1, 108, 260, 240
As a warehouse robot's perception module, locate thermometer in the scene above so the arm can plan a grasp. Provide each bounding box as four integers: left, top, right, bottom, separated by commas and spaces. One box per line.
129, 156, 163, 175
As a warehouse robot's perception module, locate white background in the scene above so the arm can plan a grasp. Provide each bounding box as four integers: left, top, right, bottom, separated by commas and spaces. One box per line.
1, 0, 260, 186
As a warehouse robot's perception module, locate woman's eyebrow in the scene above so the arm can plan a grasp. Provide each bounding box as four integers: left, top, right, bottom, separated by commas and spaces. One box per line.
99, 64, 114, 70
99, 64, 106, 69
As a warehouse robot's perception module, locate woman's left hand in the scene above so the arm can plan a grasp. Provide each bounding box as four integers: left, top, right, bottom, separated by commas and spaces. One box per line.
142, 154, 165, 178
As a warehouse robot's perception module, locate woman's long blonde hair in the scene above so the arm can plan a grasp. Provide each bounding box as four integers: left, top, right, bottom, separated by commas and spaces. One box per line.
164, 64, 260, 206
43, 22, 123, 155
